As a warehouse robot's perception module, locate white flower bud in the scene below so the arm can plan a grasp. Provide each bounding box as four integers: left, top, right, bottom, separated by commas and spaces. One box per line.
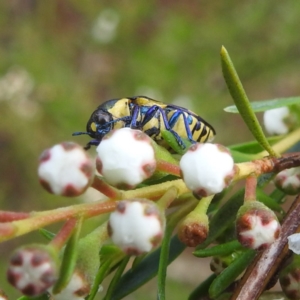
96, 128, 156, 188
7, 246, 58, 296
108, 199, 165, 255
236, 201, 281, 250
274, 167, 300, 195
263, 106, 290, 135
49, 270, 90, 300
179, 143, 235, 198
38, 142, 94, 197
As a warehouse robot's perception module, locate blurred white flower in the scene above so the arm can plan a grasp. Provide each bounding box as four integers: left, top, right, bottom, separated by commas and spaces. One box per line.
0, 66, 34, 101
91, 9, 120, 43
263, 107, 290, 135
288, 233, 300, 255
0, 66, 39, 118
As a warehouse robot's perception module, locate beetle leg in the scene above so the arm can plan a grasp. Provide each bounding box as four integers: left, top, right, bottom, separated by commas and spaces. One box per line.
168, 111, 195, 143
142, 105, 186, 149
84, 139, 100, 150
129, 104, 141, 129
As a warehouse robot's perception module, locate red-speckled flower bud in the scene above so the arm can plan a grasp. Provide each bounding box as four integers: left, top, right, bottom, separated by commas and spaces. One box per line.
7, 245, 58, 296
38, 142, 94, 197
108, 199, 165, 255
96, 128, 156, 189
280, 257, 300, 300
236, 201, 281, 250
180, 143, 235, 198
274, 167, 300, 195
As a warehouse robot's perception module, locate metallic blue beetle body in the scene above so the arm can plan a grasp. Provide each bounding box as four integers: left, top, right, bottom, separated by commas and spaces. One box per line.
73, 96, 216, 150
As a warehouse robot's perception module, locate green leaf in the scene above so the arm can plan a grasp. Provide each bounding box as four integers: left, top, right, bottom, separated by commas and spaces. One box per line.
17, 295, 49, 300
104, 256, 131, 300
220, 46, 278, 157
229, 136, 282, 154
157, 223, 173, 300
110, 235, 186, 300
52, 218, 82, 294
269, 188, 287, 204
188, 274, 217, 300
225, 96, 300, 113
209, 249, 256, 298
100, 244, 123, 259
256, 189, 285, 215
194, 240, 243, 257
230, 149, 256, 163
38, 228, 56, 241
87, 258, 113, 300
196, 189, 244, 250
161, 130, 191, 154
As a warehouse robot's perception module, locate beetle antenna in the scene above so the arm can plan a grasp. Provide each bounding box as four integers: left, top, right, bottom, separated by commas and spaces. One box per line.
72, 131, 89, 136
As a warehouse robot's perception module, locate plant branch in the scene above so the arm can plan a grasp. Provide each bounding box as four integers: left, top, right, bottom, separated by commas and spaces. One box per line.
0, 200, 116, 242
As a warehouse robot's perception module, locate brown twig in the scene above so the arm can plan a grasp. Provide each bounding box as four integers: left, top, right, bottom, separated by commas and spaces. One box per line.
272, 152, 300, 172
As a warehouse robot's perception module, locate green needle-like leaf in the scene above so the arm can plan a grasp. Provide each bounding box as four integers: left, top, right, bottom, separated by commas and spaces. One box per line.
104, 256, 131, 300
221, 46, 279, 157
196, 189, 244, 250
157, 224, 173, 300
87, 258, 113, 300
209, 249, 256, 298
161, 130, 191, 155
225, 96, 300, 113
110, 235, 186, 300
38, 228, 56, 241
17, 295, 49, 300
188, 274, 217, 300
194, 240, 243, 257
52, 218, 82, 294
256, 189, 285, 215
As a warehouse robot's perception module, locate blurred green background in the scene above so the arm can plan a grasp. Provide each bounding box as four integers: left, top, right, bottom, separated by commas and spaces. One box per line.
0, 1, 300, 298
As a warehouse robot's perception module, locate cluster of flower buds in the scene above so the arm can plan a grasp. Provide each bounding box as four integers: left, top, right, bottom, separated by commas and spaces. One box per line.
31, 121, 297, 299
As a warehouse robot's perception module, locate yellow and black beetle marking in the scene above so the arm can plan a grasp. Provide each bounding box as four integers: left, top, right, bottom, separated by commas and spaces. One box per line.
73, 96, 216, 150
